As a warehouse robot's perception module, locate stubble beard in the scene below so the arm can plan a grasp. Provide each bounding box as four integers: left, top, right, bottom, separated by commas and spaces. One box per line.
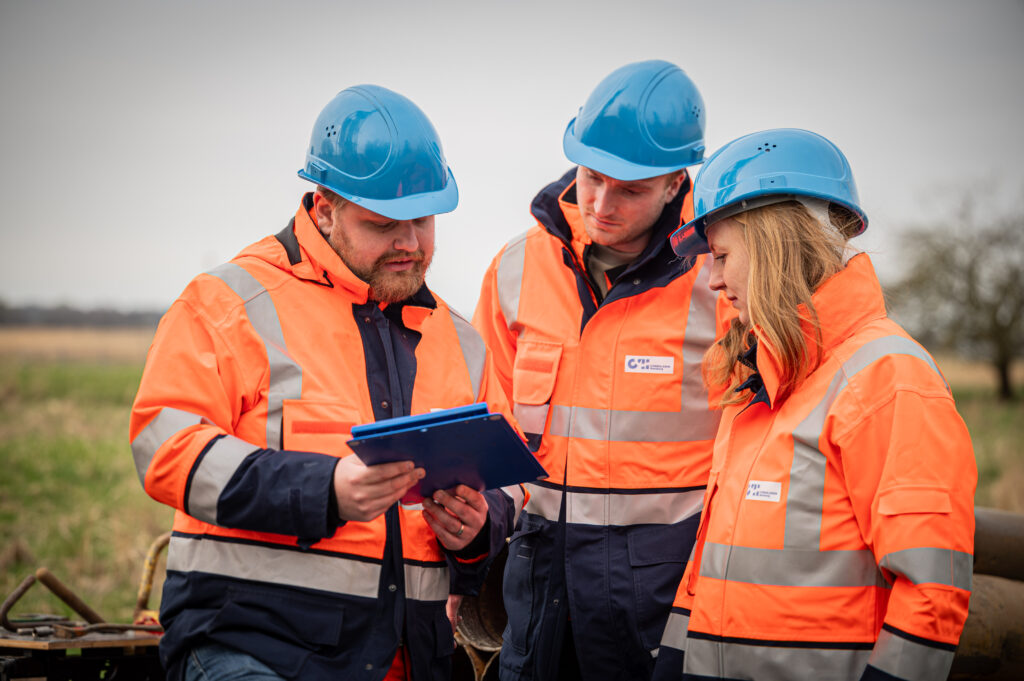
331, 232, 431, 304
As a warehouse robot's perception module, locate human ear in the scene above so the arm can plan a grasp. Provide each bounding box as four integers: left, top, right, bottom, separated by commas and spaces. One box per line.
312, 192, 334, 238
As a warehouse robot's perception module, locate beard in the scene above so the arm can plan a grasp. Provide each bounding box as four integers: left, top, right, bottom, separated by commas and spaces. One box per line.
331, 232, 432, 304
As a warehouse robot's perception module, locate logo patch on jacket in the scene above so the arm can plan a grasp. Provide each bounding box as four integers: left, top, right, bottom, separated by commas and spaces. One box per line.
745, 480, 782, 502
624, 355, 674, 374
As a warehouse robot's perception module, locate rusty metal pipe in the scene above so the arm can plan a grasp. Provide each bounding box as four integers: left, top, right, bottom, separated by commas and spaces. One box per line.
974, 507, 1024, 582
33, 568, 105, 624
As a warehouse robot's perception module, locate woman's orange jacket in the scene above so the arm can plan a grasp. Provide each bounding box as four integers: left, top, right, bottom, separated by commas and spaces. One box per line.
654, 254, 975, 681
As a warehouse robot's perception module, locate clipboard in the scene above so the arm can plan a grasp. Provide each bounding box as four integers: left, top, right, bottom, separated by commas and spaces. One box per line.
347, 403, 548, 504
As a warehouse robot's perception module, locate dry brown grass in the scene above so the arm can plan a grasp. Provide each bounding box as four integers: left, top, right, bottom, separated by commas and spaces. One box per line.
0, 325, 156, 362
933, 353, 1024, 390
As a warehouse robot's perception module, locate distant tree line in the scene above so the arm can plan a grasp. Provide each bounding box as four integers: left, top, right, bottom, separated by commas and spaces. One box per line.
0, 301, 162, 327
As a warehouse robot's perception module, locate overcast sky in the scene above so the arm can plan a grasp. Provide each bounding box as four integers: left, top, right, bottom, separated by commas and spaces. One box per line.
2, 0, 1022, 318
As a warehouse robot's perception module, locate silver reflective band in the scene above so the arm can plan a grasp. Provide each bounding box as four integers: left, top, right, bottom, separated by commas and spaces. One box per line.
495, 231, 529, 334
699, 542, 888, 588
167, 534, 381, 599
680, 259, 720, 422
685, 636, 872, 681
502, 484, 527, 527
525, 483, 704, 527
659, 611, 690, 652
449, 309, 486, 401
207, 263, 303, 449
513, 403, 549, 436
404, 563, 450, 602
878, 547, 973, 590
868, 628, 955, 681
187, 435, 260, 525
131, 407, 202, 486
547, 404, 719, 443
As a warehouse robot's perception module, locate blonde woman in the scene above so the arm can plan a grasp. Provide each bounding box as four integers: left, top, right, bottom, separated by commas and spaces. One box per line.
654, 129, 976, 681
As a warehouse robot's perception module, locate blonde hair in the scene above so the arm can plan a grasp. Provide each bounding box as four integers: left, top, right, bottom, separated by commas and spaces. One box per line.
704, 201, 861, 406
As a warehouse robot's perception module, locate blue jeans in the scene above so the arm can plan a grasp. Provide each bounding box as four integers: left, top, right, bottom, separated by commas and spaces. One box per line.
184, 643, 287, 681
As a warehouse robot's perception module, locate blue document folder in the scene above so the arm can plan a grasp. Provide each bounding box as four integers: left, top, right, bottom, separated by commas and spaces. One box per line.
348, 403, 547, 504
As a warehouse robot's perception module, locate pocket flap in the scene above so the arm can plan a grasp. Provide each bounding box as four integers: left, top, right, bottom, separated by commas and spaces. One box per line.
877, 485, 952, 515
511, 340, 562, 406
628, 523, 693, 566
282, 400, 362, 455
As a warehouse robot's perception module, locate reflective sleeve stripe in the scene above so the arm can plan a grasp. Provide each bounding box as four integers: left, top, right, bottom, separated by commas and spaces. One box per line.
878, 547, 973, 590
685, 636, 872, 681
699, 542, 888, 588
868, 625, 956, 681
186, 435, 261, 525
502, 484, 527, 527
524, 482, 704, 526
548, 404, 718, 443
785, 335, 949, 549
404, 562, 451, 603
680, 258, 721, 418
207, 263, 303, 449
513, 403, 549, 438
166, 534, 449, 602
659, 609, 691, 652
130, 407, 202, 486
495, 231, 529, 332
447, 309, 486, 401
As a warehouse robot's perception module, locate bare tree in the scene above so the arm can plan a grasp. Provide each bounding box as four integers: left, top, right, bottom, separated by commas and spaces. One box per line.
888, 198, 1023, 401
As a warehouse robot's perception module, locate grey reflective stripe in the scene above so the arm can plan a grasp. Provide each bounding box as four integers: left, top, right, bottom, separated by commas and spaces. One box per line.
187, 435, 260, 525
207, 263, 303, 449
495, 231, 529, 331
524, 482, 704, 526
404, 563, 450, 602
502, 484, 527, 526
685, 637, 872, 681
659, 611, 690, 652
868, 628, 955, 681
679, 258, 723, 438
548, 404, 718, 442
785, 335, 948, 549
448, 309, 486, 401
130, 407, 202, 486
878, 547, 973, 590
166, 533, 381, 598
513, 403, 549, 436
700, 542, 888, 588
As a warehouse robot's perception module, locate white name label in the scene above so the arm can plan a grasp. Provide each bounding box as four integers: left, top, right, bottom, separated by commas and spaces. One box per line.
624, 355, 675, 374
745, 480, 782, 502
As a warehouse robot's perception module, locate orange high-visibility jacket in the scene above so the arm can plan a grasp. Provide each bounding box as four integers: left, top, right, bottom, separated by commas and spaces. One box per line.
654, 254, 975, 681
130, 194, 524, 681
473, 169, 728, 680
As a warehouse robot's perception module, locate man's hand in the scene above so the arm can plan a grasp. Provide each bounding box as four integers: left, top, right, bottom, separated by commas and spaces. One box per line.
333, 454, 424, 522
421, 485, 488, 551
445, 594, 464, 636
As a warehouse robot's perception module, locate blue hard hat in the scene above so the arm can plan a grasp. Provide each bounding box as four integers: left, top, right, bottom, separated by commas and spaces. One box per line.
563, 60, 706, 181
669, 128, 868, 257
298, 85, 458, 220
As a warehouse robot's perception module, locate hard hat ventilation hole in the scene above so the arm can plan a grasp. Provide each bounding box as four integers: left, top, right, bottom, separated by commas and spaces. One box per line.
325, 124, 337, 138
756, 143, 778, 152
691, 105, 702, 119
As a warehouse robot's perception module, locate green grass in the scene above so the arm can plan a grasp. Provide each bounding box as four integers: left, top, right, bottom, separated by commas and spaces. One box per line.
0, 353, 1020, 628
0, 358, 173, 624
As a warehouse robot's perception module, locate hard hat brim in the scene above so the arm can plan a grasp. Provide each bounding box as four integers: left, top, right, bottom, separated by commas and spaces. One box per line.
562, 119, 700, 181
298, 168, 459, 221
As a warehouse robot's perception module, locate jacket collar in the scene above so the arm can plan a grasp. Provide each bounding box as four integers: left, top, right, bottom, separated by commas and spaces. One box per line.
751, 253, 888, 406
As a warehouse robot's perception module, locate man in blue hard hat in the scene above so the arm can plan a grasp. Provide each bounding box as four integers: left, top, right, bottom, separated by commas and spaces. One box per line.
473, 61, 727, 680
130, 85, 524, 681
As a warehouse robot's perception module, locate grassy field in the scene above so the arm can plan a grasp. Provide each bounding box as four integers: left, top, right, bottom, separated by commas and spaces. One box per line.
0, 326, 1021, 625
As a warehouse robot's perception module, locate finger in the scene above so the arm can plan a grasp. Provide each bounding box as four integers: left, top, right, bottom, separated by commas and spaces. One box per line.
362, 459, 420, 482
452, 485, 488, 513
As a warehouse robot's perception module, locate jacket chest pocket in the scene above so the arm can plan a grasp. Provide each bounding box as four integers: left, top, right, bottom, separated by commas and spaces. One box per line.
511, 340, 562, 449
282, 400, 362, 456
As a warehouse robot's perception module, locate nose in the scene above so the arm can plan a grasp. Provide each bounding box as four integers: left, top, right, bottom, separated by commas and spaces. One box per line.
592, 185, 614, 219
392, 221, 419, 252
708, 261, 725, 292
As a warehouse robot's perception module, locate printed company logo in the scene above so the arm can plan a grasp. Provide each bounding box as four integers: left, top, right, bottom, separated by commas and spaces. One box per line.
624, 355, 675, 375
745, 480, 782, 502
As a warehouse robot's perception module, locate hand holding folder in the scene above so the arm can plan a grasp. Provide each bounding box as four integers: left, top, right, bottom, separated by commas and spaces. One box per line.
347, 403, 547, 505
